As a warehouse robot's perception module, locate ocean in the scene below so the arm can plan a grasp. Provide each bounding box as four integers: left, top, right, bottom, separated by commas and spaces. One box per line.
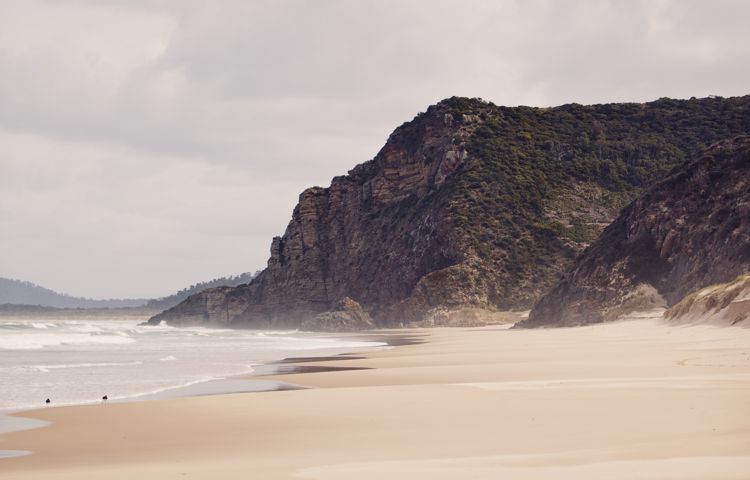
0, 317, 385, 412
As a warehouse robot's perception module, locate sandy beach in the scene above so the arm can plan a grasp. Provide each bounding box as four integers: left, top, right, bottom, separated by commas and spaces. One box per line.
1, 317, 749, 479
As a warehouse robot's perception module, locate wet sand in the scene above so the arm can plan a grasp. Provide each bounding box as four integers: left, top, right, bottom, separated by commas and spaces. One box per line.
1, 319, 749, 479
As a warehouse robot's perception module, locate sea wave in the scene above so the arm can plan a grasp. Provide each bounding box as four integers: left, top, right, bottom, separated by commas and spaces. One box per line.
23, 361, 143, 373
0, 318, 386, 410
0, 332, 136, 350
30, 322, 57, 330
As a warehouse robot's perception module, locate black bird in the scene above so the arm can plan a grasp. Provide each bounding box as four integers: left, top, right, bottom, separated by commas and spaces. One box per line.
45, 398, 50, 406
102, 395, 108, 403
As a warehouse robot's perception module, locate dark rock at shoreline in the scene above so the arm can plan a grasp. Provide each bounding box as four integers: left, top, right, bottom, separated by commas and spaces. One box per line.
300, 297, 375, 332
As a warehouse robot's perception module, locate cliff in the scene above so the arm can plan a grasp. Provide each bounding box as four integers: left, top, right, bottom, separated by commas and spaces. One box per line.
150, 96, 750, 328
520, 136, 750, 327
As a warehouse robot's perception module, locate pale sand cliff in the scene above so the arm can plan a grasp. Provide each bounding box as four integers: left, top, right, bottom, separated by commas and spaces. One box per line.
666, 274, 750, 327
1, 319, 749, 479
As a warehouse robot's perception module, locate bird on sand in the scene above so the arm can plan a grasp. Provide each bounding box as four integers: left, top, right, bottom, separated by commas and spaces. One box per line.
45, 398, 50, 406
102, 395, 108, 403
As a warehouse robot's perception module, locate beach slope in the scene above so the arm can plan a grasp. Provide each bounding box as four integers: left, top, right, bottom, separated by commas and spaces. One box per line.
1, 320, 749, 479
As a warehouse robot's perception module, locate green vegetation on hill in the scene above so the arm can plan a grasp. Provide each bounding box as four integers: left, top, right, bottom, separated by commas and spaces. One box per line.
437, 95, 750, 308
522, 136, 750, 327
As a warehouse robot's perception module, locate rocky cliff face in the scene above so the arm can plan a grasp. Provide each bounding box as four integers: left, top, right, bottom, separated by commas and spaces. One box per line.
149, 96, 750, 329
152, 103, 478, 327
520, 137, 750, 327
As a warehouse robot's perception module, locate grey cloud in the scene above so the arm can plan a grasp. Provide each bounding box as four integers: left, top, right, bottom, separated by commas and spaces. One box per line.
1, 0, 748, 297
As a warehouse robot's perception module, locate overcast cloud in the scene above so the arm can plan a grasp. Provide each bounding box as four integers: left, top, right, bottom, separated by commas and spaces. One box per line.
1, 0, 748, 298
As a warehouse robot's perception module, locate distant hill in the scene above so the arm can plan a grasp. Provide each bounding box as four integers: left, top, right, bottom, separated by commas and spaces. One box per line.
0, 278, 149, 308
0, 272, 260, 311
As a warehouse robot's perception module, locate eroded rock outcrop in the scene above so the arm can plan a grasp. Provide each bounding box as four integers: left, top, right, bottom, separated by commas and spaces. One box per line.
520, 137, 750, 327
300, 297, 375, 332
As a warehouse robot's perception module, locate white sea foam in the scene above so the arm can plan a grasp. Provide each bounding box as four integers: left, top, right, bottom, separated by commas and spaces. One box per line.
0, 332, 136, 350
25, 361, 143, 373
30, 322, 55, 329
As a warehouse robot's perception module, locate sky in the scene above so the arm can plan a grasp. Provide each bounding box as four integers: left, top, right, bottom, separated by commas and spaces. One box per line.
1, 0, 749, 299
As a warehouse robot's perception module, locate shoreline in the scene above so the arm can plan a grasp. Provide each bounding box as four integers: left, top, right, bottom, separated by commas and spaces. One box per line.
0, 322, 394, 411
1, 320, 749, 479
0, 330, 409, 454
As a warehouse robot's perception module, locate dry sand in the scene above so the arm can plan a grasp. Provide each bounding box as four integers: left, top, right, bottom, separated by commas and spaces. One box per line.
1, 316, 749, 479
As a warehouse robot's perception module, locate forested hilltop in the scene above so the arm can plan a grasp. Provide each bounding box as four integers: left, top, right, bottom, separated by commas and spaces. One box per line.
150, 95, 750, 329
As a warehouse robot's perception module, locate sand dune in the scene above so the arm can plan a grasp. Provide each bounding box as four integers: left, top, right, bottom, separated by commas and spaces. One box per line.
1, 319, 748, 479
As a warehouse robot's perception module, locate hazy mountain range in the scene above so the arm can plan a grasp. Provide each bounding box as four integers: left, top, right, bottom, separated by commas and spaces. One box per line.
0, 272, 259, 311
